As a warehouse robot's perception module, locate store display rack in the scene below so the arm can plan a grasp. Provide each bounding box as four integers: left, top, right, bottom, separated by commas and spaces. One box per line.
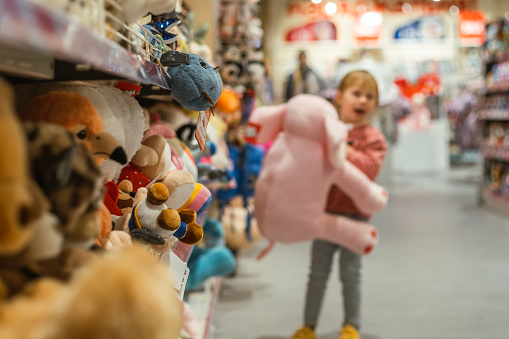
480, 189, 509, 213
478, 87, 509, 213
0, 0, 170, 88
478, 109, 509, 120
482, 145, 509, 162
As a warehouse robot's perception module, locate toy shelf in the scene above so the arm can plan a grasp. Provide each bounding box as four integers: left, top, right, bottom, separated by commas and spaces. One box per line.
482, 146, 509, 162
0, 0, 170, 89
483, 85, 509, 95
481, 189, 509, 213
478, 110, 509, 120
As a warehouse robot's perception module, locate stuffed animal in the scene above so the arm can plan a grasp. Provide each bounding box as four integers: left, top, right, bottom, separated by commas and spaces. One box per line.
0, 78, 47, 256
117, 180, 136, 215
0, 78, 61, 298
0, 245, 183, 339
161, 169, 196, 209
128, 183, 203, 250
178, 183, 212, 217
20, 91, 127, 167
19, 91, 132, 249
221, 196, 262, 251
248, 94, 388, 258
144, 123, 199, 180
22, 121, 104, 249
186, 218, 235, 291
19, 121, 120, 284
13, 84, 145, 182
162, 52, 223, 112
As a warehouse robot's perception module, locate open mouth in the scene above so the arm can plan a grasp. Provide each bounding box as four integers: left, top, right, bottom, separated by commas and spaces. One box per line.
354, 108, 365, 115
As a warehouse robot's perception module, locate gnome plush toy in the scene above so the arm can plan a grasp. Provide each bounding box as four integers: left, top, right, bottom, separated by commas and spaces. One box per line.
161, 52, 223, 111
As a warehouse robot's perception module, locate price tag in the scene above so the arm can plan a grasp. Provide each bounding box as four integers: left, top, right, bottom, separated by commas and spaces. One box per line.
115, 81, 142, 97
244, 122, 260, 144
195, 110, 211, 152
167, 251, 190, 301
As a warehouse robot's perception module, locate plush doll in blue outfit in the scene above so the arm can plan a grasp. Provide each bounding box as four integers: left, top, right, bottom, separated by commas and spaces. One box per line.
161, 52, 223, 112
217, 124, 265, 203
185, 218, 235, 292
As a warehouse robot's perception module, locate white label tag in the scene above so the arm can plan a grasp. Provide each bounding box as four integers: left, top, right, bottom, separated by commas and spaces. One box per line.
195, 110, 211, 152
168, 251, 189, 301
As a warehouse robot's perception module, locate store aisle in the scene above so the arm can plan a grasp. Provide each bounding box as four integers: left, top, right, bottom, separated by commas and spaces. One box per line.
213, 167, 509, 339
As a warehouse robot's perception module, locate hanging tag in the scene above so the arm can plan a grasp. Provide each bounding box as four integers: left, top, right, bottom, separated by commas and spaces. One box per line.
244, 122, 261, 144
115, 81, 142, 97
195, 110, 211, 152
167, 251, 190, 301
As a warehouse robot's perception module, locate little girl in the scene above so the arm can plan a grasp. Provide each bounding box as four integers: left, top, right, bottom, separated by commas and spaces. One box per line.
291, 70, 387, 339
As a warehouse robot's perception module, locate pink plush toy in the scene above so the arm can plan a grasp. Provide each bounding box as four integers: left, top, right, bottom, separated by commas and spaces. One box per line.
248, 94, 388, 258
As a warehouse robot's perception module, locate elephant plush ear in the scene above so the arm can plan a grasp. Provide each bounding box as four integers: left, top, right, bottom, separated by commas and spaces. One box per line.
245, 103, 288, 144
324, 116, 349, 169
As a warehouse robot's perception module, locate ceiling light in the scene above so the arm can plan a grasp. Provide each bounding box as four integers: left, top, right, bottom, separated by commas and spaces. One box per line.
325, 2, 338, 15
311, 0, 322, 4
433, 0, 441, 2
361, 12, 383, 26
402, 2, 412, 14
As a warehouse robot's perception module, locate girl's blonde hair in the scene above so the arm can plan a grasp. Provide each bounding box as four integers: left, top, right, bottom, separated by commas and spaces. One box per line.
338, 70, 379, 105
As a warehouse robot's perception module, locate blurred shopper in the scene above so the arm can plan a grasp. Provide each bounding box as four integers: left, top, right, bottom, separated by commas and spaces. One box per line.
291, 71, 387, 339
285, 50, 323, 101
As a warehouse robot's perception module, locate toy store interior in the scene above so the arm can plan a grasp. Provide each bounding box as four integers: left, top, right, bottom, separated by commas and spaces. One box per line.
0, 0, 508, 338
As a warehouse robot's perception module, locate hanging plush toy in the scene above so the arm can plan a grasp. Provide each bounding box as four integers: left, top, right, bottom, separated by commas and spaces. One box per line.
161, 52, 223, 112
247, 95, 388, 258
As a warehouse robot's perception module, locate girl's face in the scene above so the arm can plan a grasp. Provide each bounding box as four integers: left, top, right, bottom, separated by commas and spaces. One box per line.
335, 81, 377, 127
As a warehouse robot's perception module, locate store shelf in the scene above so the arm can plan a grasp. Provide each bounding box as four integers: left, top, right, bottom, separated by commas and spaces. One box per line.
478, 109, 509, 120
0, 0, 170, 88
483, 84, 509, 95
482, 146, 509, 162
481, 189, 509, 213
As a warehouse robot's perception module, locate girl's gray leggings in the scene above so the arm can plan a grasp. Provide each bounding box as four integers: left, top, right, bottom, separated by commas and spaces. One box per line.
304, 214, 366, 331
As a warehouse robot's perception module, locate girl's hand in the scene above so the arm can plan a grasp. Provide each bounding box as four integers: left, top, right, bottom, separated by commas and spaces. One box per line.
346, 144, 352, 154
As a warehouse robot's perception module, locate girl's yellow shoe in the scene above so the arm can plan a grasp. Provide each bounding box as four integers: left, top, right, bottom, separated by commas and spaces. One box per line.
339, 325, 360, 339
291, 326, 317, 339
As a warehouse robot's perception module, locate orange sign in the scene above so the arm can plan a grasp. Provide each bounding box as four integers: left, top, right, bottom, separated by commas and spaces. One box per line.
458, 10, 485, 46
354, 11, 382, 46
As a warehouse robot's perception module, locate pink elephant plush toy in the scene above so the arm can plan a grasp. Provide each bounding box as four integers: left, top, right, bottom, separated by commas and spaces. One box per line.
247, 94, 388, 259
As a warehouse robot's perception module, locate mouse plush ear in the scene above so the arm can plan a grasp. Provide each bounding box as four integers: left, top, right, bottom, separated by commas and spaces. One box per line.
324, 115, 349, 169
245, 103, 287, 144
